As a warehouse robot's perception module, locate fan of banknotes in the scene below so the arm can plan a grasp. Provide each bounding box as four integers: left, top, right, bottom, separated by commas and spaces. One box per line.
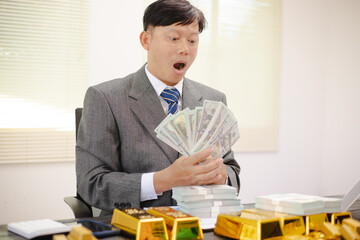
155, 100, 240, 158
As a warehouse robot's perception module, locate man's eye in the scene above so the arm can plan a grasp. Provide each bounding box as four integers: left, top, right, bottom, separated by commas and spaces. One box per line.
189, 40, 196, 44
171, 37, 177, 41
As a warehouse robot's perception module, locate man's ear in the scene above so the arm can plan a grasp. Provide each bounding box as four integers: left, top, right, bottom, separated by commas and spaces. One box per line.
140, 31, 151, 50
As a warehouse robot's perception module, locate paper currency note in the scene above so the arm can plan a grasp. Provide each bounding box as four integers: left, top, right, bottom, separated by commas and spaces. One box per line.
156, 128, 183, 154
209, 122, 240, 158
195, 100, 222, 145
192, 107, 203, 147
185, 109, 196, 149
154, 113, 172, 134
155, 113, 180, 150
192, 102, 229, 153
155, 100, 240, 158
170, 108, 190, 151
162, 116, 190, 156
209, 111, 237, 145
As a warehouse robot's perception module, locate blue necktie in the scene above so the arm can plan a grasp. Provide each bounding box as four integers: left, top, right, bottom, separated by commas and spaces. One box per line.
160, 88, 180, 115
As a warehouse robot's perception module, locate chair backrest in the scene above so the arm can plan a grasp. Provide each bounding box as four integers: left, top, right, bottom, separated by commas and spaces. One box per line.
75, 108, 92, 211
64, 108, 98, 218
75, 108, 82, 140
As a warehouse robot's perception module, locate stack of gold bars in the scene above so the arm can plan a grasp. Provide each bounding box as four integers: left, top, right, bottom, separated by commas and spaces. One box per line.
214, 193, 360, 239
109, 205, 359, 240
107, 193, 359, 240
214, 208, 360, 239
111, 206, 203, 240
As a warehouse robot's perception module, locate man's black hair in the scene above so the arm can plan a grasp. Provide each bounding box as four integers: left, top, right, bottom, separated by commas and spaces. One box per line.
143, 0, 206, 33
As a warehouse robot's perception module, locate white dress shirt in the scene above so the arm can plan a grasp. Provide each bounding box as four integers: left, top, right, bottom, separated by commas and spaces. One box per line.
140, 65, 183, 202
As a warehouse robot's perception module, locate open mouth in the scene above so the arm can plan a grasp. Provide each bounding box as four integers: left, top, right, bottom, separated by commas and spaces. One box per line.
173, 62, 185, 71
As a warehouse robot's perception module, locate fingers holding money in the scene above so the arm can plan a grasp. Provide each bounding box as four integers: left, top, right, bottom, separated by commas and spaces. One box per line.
154, 150, 224, 193
174, 154, 224, 186
186, 148, 214, 165
209, 163, 228, 185
192, 158, 225, 185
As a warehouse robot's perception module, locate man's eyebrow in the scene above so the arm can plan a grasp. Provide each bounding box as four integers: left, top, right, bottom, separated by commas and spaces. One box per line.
166, 28, 199, 36
189, 32, 199, 36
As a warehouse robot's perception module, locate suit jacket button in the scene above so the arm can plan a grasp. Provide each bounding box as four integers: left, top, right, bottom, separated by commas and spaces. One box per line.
114, 202, 120, 209
125, 202, 131, 208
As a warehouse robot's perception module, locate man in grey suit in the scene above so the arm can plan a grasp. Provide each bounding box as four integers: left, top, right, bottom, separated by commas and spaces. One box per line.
76, 0, 240, 215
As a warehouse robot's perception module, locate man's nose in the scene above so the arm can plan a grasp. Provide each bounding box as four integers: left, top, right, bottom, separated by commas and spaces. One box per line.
178, 39, 189, 55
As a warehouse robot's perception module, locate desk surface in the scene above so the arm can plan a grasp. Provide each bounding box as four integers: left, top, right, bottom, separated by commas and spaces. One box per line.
1, 199, 359, 240
0, 218, 227, 240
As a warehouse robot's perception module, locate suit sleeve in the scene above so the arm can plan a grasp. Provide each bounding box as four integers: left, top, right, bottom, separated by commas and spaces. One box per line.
76, 86, 142, 213
223, 151, 241, 192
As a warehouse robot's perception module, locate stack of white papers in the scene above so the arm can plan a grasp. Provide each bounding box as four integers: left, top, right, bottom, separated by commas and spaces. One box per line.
255, 193, 342, 215
172, 185, 243, 218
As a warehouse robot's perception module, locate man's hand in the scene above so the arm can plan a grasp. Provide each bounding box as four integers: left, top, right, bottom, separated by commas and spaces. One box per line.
153, 148, 228, 194
202, 157, 228, 185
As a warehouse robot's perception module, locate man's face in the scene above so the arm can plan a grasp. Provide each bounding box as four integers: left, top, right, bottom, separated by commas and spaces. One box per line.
141, 20, 199, 86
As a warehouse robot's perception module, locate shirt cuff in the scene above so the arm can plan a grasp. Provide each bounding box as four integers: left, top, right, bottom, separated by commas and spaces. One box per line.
140, 172, 158, 202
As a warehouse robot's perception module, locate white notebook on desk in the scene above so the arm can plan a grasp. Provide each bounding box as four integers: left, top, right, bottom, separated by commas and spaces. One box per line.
7, 219, 71, 239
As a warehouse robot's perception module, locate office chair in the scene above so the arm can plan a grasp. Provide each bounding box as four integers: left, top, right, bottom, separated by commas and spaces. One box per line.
64, 108, 95, 218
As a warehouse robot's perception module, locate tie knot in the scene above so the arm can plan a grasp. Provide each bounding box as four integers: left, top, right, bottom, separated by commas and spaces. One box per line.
160, 88, 180, 115
161, 88, 180, 102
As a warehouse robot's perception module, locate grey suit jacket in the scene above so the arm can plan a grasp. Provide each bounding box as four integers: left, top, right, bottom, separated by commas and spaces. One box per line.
76, 65, 240, 214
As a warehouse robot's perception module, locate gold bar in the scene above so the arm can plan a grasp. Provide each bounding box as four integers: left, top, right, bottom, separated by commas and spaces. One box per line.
242, 208, 305, 236
330, 212, 352, 225
321, 222, 341, 239
147, 207, 203, 240
259, 236, 314, 240
214, 212, 243, 239
111, 208, 169, 240
343, 218, 360, 234
214, 211, 283, 240
304, 213, 328, 235
52, 234, 68, 240
341, 223, 360, 240
67, 225, 98, 240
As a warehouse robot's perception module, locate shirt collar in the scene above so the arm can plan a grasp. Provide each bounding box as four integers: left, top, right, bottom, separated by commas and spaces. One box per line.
145, 64, 183, 97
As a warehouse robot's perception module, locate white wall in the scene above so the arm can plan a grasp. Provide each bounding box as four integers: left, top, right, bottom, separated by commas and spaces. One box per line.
319, 0, 360, 196
0, 162, 76, 223
88, 0, 144, 85
1, 0, 359, 224
238, 0, 360, 203
0, 0, 146, 225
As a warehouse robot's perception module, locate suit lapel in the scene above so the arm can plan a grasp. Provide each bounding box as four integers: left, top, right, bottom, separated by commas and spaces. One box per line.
182, 78, 203, 109
128, 66, 178, 162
